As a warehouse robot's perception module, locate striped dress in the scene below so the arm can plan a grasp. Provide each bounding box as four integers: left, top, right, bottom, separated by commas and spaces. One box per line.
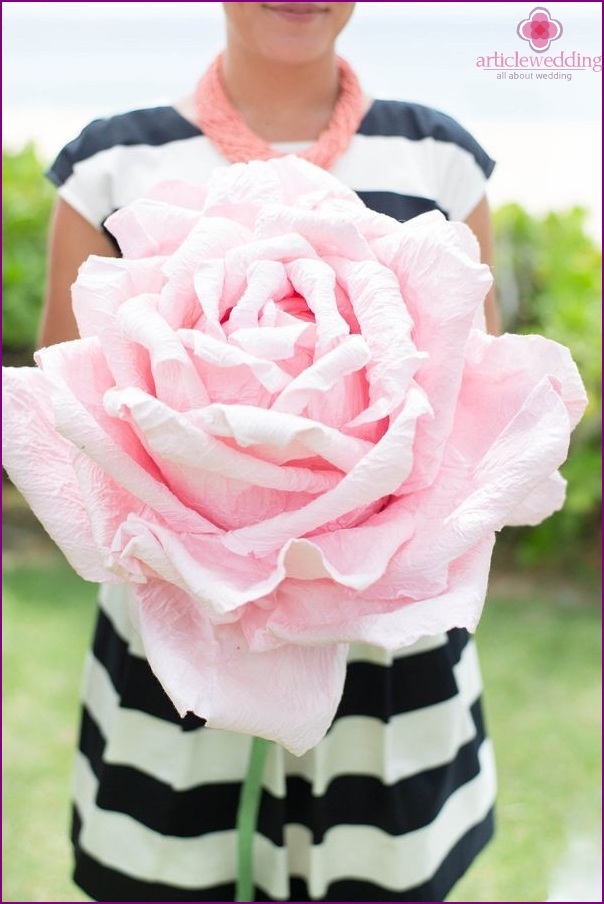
48, 99, 497, 903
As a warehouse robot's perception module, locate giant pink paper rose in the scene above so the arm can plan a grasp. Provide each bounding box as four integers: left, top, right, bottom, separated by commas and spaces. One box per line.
2, 158, 586, 755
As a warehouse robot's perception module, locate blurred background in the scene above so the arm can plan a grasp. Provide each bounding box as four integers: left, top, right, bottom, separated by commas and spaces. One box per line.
2, 2, 601, 901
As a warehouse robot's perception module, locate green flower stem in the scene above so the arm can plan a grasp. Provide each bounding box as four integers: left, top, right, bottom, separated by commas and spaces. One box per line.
235, 736, 270, 902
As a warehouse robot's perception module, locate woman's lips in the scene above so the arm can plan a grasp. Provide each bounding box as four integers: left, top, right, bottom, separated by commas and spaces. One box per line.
262, 3, 329, 22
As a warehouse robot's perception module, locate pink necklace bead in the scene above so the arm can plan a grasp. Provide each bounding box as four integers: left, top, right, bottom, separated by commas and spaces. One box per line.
196, 54, 366, 171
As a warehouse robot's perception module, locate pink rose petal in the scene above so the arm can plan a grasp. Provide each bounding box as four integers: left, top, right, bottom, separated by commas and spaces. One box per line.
136, 579, 348, 755
2, 367, 112, 581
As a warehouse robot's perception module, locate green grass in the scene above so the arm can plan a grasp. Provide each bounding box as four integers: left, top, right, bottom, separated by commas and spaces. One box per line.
3, 550, 97, 903
2, 551, 601, 903
449, 581, 601, 902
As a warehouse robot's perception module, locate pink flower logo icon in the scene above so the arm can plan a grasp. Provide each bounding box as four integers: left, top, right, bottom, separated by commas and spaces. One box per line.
517, 7, 563, 52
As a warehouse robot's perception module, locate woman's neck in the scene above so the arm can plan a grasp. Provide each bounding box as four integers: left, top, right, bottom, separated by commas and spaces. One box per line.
191, 53, 368, 170
221, 47, 341, 142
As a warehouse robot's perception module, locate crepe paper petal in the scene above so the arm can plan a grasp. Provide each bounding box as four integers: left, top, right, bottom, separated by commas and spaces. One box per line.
160, 217, 252, 299
221, 234, 318, 309
136, 580, 348, 755
2, 367, 113, 582
111, 518, 282, 614
71, 257, 166, 393
286, 258, 350, 354
256, 203, 375, 262
452, 381, 574, 535
36, 337, 160, 479
224, 385, 431, 556
227, 260, 292, 332
270, 335, 370, 417
179, 328, 291, 394
105, 387, 340, 495
462, 330, 588, 431
368, 378, 577, 600
36, 340, 215, 535
230, 321, 315, 365
199, 159, 286, 226
116, 294, 210, 411
505, 472, 568, 526
280, 498, 416, 592
264, 537, 495, 650
144, 179, 210, 210
191, 260, 227, 339
375, 214, 493, 492
335, 258, 426, 425
193, 403, 373, 471
105, 198, 200, 258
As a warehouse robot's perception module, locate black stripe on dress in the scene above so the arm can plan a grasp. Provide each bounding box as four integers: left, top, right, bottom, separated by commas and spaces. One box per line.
355, 191, 447, 222
46, 106, 201, 186
358, 100, 496, 179
91, 607, 205, 729
337, 629, 471, 719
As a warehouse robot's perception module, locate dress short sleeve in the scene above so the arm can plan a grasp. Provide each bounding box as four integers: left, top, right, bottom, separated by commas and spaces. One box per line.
45, 107, 205, 231
46, 118, 118, 229
351, 101, 495, 224
428, 111, 495, 221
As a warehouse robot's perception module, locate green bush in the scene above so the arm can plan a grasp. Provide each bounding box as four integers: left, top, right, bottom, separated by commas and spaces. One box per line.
2, 144, 54, 354
494, 204, 602, 566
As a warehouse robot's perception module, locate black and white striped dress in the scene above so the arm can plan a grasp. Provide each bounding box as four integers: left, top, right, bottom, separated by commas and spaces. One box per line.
48, 99, 496, 903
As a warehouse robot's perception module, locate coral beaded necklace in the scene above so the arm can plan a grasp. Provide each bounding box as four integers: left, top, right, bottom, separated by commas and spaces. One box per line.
195, 53, 366, 170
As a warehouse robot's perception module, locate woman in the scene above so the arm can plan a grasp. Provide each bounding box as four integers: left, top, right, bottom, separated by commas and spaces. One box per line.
41, 4, 499, 900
